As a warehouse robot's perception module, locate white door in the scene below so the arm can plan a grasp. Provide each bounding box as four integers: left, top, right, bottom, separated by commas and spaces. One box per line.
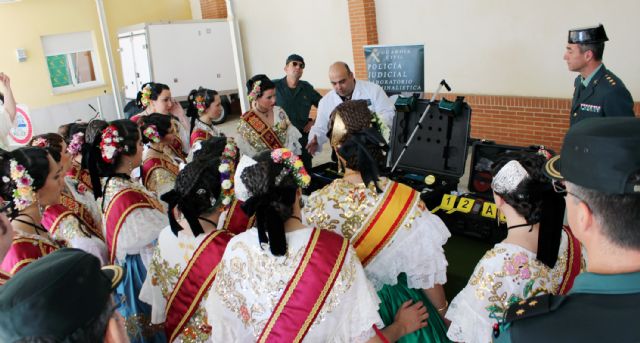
132, 33, 151, 95
118, 35, 137, 100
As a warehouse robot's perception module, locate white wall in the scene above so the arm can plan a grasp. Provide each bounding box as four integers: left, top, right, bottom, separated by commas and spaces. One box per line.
375, 0, 640, 99
232, 0, 354, 90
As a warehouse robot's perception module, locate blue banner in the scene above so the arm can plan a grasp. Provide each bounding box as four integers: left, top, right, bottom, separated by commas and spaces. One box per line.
364, 44, 424, 93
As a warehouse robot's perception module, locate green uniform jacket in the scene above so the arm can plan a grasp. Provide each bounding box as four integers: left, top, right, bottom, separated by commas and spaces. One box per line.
570, 65, 634, 126
495, 272, 640, 343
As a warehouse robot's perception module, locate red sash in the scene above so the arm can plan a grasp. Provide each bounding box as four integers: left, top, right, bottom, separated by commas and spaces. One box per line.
353, 182, 419, 266
221, 199, 255, 235
557, 226, 583, 295
190, 129, 210, 147
130, 114, 143, 124
41, 204, 75, 237
105, 189, 162, 263
257, 229, 349, 343
59, 193, 104, 241
1, 236, 59, 274
164, 230, 234, 341
242, 111, 284, 150
141, 157, 179, 188
0, 270, 11, 286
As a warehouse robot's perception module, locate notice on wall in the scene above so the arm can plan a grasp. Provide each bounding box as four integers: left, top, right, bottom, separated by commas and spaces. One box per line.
9, 105, 33, 145
364, 44, 424, 93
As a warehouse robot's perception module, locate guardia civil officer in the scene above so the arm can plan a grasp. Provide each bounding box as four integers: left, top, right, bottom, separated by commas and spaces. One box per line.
563, 24, 634, 126
494, 117, 640, 342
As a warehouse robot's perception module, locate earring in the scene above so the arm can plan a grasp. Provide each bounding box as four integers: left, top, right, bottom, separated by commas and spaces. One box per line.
333, 147, 344, 173
128, 160, 134, 173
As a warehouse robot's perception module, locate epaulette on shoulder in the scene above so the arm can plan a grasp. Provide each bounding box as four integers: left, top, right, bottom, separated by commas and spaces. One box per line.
603, 74, 618, 87
504, 294, 555, 323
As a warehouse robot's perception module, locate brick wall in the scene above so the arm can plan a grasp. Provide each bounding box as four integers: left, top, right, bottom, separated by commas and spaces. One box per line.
347, 0, 378, 79
200, 0, 227, 19
312, 91, 639, 152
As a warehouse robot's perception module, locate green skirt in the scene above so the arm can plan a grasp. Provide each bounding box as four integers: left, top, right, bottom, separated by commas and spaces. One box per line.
377, 273, 451, 343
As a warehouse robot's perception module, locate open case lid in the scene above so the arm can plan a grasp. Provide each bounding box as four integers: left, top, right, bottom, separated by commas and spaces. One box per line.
387, 97, 471, 178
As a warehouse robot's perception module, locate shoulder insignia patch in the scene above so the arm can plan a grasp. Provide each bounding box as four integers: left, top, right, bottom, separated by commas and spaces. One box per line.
504, 294, 553, 323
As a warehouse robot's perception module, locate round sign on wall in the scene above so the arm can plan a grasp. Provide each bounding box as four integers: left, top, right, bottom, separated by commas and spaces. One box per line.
9, 105, 33, 145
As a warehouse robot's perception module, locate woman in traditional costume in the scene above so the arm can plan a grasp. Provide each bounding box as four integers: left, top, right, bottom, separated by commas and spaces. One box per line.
186, 87, 223, 149
140, 155, 233, 342
30, 134, 107, 264
205, 148, 429, 342
0, 147, 61, 275
445, 151, 583, 343
131, 82, 190, 160
236, 74, 302, 157
87, 119, 167, 343
303, 100, 452, 342
189, 137, 253, 235
139, 114, 181, 205
0, 199, 14, 285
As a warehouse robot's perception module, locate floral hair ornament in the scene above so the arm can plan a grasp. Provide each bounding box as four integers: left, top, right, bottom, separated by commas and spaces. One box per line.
100, 125, 124, 163
492, 160, 530, 194
371, 112, 391, 142
31, 137, 49, 148
143, 125, 161, 144
140, 85, 152, 108
9, 159, 37, 210
218, 139, 239, 207
270, 148, 311, 188
247, 80, 262, 102
537, 146, 553, 160
195, 95, 207, 115
67, 132, 85, 156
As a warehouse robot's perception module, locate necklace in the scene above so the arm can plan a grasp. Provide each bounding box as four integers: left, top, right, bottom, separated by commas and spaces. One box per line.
507, 223, 534, 232
12, 214, 47, 236
197, 118, 213, 128
289, 215, 303, 222
148, 146, 164, 154
198, 216, 218, 228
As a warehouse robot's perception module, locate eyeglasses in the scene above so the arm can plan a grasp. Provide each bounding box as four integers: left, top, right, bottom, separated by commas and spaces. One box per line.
290, 61, 305, 69
553, 180, 590, 208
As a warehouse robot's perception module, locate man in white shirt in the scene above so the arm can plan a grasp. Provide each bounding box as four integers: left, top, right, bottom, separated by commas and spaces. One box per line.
306, 62, 395, 155
0, 72, 17, 150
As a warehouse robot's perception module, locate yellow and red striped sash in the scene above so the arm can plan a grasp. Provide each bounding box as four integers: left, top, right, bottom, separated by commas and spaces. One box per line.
557, 226, 583, 295
105, 189, 161, 263
242, 111, 284, 150
164, 230, 233, 341
257, 229, 349, 343
141, 157, 179, 189
353, 182, 419, 266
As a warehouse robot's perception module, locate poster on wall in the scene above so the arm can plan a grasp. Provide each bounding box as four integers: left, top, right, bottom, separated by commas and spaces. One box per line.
9, 105, 33, 146
364, 44, 424, 93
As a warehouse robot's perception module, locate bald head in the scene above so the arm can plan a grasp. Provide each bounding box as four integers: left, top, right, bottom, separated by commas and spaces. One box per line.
329, 62, 356, 98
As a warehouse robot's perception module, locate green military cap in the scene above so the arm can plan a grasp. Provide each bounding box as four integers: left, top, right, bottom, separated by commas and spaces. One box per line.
545, 117, 640, 194
0, 248, 123, 341
568, 24, 609, 44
